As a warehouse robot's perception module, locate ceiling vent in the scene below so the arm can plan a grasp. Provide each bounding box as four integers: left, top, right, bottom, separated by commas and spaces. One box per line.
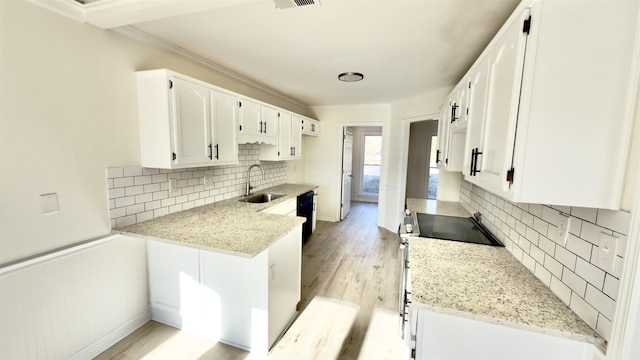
273, 0, 321, 10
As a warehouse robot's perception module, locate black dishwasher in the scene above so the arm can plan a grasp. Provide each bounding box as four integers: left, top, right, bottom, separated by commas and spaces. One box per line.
297, 191, 314, 245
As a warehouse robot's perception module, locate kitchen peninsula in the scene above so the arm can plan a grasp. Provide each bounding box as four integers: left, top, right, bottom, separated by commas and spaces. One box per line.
114, 183, 317, 355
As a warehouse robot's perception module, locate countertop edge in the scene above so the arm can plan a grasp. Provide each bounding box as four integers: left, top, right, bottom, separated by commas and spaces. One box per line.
409, 302, 605, 350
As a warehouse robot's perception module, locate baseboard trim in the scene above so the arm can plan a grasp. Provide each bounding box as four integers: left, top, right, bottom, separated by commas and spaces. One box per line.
70, 310, 151, 360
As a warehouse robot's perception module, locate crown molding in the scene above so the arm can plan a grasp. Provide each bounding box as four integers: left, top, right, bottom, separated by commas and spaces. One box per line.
26, 0, 85, 22
112, 25, 308, 109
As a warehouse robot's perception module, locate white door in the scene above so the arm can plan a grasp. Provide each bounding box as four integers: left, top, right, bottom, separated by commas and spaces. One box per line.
341, 128, 353, 220
211, 89, 238, 165
238, 98, 262, 137
170, 77, 211, 166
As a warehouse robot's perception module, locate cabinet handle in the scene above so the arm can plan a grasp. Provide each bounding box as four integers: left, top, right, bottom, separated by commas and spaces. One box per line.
259, 121, 264, 133
451, 103, 458, 123
436, 149, 441, 164
264, 121, 267, 134
215, 144, 219, 160
208, 144, 213, 160
470, 148, 483, 176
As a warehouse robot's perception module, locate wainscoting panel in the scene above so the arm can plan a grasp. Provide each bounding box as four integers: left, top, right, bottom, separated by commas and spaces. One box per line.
0, 235, 149, 359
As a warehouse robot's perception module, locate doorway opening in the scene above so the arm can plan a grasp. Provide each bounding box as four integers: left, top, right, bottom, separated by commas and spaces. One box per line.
428, 135, 439, 199
405, 120, 439, 202
340, 126, 383, 220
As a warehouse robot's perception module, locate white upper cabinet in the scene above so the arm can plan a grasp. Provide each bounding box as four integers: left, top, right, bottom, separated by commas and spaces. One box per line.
238, 99, 278, 145
458, 0, 639, 209
301, 117, 320, 136
211, 89, 239, 165
465, 7, 529, 196
170, 77, 212, 167
437, 83, 467, 172
136, 69, 239, 169
260, 112, 303, 161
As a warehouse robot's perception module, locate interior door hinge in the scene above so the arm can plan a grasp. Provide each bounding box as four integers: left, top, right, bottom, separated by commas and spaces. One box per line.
506, 168, 515, 184
523, 16, 532, 34
169, 80, 173, 89
172, 152, 177, 161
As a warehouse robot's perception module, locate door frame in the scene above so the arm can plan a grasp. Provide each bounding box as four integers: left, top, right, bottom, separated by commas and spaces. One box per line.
338, 122, 386, 223
397, 114, 439, 212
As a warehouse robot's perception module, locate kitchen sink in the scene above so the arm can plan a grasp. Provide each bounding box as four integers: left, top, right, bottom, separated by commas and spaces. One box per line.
239, 193, 286, 203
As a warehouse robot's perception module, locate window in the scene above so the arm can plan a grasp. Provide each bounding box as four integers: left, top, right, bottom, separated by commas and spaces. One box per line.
362, 135, 382, 196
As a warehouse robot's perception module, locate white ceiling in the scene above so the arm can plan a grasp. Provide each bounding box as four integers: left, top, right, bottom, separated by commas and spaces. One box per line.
76, 0, 522, 107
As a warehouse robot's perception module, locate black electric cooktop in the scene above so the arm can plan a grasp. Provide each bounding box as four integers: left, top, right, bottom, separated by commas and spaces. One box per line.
416, 213, 503, 247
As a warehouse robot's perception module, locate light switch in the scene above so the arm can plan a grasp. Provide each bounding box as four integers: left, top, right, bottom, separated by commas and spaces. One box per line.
596, 232, 618, 273
204, 175, 215, 187
169, 178, 178, 193
40, 193, 59, 215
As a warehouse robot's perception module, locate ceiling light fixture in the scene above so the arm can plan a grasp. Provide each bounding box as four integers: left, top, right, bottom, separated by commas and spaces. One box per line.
338, 72, 364, 82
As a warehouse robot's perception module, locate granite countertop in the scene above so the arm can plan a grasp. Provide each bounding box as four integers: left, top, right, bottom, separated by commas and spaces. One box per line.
405, 198, 471, 217
409, 238, 604, 348
113, 183, 317, 258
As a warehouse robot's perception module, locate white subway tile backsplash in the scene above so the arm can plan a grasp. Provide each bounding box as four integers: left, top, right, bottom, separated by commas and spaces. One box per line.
458, 181, 629, 343
596, 209, 631, 234
555, 246, 577, 270
569, 294, 598, 329
572, 207, 598, 223
603, 274, 620, 300
544, 255, 563, 278
575, 258, 605, 289
585, 285, 616, 320
106, 144, 287, 229
566, 234, 593, 261
550, 276, 572, 304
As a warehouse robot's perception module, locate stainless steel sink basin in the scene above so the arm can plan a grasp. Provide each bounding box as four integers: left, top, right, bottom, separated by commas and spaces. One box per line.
239, 193, 285, 203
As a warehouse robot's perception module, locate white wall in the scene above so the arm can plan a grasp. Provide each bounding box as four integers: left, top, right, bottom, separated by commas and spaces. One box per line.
0, 0, 310, 265
306, 105, 390, 223
0, 1, 311, 358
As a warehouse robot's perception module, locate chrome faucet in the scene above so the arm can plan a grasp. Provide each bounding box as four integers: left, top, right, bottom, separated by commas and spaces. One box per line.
245, 164, 265, 196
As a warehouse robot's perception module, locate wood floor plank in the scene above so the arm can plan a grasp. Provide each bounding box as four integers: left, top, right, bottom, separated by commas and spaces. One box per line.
94, 202, 400, 360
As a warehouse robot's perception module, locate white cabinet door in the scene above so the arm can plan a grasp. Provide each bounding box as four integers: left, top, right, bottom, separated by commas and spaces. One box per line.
278, 112, 293, 159
170, 77, 212, 166
147, 240, 200, 329
211, 89, 239, 165
267, 227, 302, 347
261, 105, 279, 145
301, 117, 320, 136
238, 98, 263, 141
290, 115, 303, 159
476, 7, 529, 196
464, 56, 490, 181
436, 102, 449, 169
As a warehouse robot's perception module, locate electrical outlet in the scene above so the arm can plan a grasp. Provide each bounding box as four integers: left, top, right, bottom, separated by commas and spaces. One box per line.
596, 232, 618, 273
556, 214, 570, 245
169, 178, 178, 193
204, 175, 215, 187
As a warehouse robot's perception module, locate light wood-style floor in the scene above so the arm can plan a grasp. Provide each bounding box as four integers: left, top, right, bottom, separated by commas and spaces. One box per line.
95, 202, 400, 360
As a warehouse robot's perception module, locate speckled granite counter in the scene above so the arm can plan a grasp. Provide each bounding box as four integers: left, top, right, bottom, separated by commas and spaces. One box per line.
409, 239, 603, 348
113, 184, 317, 258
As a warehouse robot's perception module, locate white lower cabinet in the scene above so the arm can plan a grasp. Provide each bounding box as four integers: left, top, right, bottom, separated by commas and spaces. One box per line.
147, 226, 302, 354
412, 309, 601, 360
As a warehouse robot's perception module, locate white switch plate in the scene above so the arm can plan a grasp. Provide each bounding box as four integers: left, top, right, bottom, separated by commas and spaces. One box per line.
596, 232, 618, 273
40, 193, 59, 215
557, 214, 570, 245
